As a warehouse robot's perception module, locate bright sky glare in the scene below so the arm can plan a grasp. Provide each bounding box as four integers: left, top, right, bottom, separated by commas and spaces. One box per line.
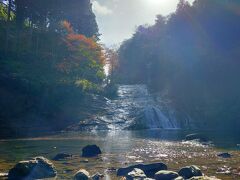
92, 0, 194, 46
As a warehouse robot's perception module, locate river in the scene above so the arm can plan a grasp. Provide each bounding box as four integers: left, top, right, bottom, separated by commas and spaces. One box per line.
0, 85, 239, 179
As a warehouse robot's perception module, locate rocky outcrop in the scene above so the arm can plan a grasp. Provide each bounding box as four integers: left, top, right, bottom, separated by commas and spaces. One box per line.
82, 145, 102, 157
117, 163, 167, 178
178, 165, 202, 179
74, 169, 90, 180
8, 157, 57, 180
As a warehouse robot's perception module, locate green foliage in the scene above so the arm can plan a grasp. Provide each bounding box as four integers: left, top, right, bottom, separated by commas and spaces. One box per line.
75, 79, 101, 93
0, 3, 7, 20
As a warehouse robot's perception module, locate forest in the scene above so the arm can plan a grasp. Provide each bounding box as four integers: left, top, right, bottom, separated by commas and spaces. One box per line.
117, 0, 240, 131
0, 0, 109, 137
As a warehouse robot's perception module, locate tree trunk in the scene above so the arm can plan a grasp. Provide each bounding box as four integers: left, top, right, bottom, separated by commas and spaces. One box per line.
7, 0, 12, 21
5, 0, 12, 53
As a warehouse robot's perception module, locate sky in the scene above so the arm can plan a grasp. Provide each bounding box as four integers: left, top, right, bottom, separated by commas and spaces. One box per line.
92, 0, 194, 46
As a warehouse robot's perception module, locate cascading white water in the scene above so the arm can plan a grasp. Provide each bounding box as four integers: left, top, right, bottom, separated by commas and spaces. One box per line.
95, 85, 183, 130
144, 106, 179, 129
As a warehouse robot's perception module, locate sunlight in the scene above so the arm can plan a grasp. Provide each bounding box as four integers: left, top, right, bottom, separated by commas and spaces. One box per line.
145, 0, 163, 5
142, 0, 176, 8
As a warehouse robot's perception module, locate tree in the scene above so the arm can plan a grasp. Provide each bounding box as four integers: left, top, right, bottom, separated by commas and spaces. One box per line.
57, 21, 105, 92
117, 0, 240, 130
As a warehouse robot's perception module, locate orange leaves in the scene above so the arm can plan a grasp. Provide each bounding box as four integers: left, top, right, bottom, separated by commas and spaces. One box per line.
61, 20, 105, 65
56, 20, 105, 80
66, 33, 98, 50
62, 20, 98, 50
62, 21, 74, 34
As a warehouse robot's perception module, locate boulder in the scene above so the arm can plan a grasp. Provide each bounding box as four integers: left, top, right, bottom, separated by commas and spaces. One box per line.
126, 168, 147, 180
92, 172, 104, 180
52, 153, 72, 161
82, 145, 102, 157
8, 156, 57, 180
185, 133, 209, 142
178, 165, 202, 179
117, 163, 167, 178
154, 170, 179, 180
74, 169, 90, 180
217, 152, 231, 158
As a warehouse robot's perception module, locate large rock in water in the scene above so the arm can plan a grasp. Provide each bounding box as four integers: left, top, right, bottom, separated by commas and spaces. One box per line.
126, 168, 147, 180
8, 157, 57, 180
154, 170, 180, 180
82, 145, 102, 157
117, 163, 167, 178
178, 165, 202, 179
74, 169, 90, 180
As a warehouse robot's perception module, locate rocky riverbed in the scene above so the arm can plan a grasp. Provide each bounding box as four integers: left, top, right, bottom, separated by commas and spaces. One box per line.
0, 131, 239, 179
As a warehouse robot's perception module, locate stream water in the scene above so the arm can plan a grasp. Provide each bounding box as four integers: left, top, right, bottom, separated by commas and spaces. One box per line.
0, 85, 239, 179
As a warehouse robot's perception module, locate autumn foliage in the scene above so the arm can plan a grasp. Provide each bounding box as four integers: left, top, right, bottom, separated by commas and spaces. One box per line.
62, 21, 104, 62
57, 21, 105, 91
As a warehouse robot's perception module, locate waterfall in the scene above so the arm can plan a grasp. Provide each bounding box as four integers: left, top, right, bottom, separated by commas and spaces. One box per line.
144, 106, 179, 129
92, 85, 184, 130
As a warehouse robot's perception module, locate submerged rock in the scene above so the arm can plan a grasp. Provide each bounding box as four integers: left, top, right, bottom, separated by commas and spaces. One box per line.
154, 170, 179, 180
80, 159, 89, 163
185, 133, 209, 142
106, 167, 117, 173
189, 176, 221, 180
74, 169, 90, 180
216, 165, 232, 175
92, 172, 104, 180
52, 153, 72, 161
217, 152, 231, 158
82, 145, 102, 157
178, 165, 202, 179
8, 156, 57, 180
117, 162, 167, 178
0, 173, 8, 178
126, 168, 147, 180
